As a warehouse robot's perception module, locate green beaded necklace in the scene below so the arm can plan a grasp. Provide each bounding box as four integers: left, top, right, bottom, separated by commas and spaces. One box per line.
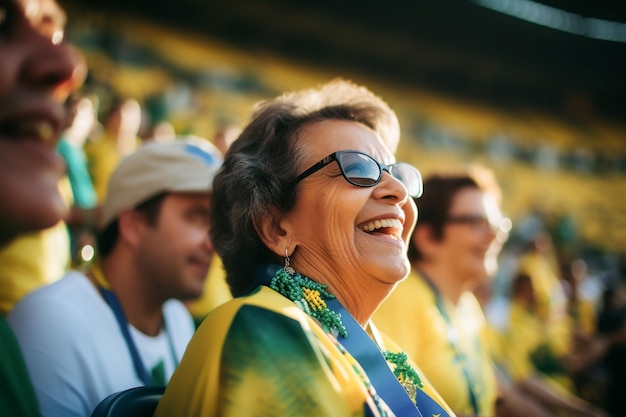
270, 267, 347, 338
383, 351, 424, 403
270, 265, 424, 402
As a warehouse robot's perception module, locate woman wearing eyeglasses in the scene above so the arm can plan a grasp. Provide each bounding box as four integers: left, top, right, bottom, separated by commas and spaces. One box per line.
155, 79, 454, 417
373, 170, 607, 417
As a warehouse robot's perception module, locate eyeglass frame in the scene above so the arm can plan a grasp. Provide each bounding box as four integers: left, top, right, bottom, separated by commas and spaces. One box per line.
445, 214, 512, 235
295, 150, 423, 198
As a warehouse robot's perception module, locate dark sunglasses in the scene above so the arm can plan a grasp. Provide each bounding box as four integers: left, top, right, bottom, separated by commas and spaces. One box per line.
296, 150, 423, 198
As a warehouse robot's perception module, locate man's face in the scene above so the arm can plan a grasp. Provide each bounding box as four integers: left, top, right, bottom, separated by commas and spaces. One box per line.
0, 0, 82, 246
135, 193, 214, 302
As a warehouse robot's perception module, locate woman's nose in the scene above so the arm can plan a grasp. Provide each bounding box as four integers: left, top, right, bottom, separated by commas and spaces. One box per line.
376, 170, 410, 203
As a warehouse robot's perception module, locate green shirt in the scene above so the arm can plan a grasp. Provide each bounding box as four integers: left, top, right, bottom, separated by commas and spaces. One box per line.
0, 316, 41, 417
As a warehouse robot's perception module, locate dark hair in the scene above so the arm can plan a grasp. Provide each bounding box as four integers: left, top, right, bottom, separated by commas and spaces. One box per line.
96, 192, 167, 257
409, 168, 501, 262
211, 79, 399, 297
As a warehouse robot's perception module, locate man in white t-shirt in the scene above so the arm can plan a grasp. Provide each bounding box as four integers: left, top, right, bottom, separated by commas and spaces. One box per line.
8, 137, 223, 417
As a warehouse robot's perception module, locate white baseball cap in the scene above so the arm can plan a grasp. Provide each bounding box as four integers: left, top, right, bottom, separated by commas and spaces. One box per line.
100, 136, 222, 229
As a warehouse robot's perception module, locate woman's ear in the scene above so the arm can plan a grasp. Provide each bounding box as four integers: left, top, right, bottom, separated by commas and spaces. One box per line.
254, 208, 293, 257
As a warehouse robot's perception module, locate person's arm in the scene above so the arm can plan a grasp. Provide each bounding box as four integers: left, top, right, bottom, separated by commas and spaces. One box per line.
517, 375, 607, 417
563, 320, 626, 375
493, 374, 553, 417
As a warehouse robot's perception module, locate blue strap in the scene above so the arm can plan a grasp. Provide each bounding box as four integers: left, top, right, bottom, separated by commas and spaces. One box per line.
253, 264, 450, 416
327, 299, 451, 417
100, 287, 154, 386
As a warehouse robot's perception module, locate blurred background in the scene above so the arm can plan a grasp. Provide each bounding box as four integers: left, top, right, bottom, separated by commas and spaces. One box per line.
61, 0, 626, 284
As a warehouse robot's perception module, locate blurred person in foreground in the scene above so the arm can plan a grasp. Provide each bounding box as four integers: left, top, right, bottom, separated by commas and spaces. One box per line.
156, 79, 454, 417
374, 170, 607, 417
0, 0, 83, 415
8, 138, 222, 417
0, 91, 98, 316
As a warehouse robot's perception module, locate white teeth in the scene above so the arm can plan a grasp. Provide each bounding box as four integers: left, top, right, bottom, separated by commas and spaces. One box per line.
359, 218, 402, 232
15, 120, 55, 143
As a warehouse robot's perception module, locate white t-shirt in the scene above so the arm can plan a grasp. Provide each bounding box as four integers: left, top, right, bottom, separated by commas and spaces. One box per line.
7, 271, 195, 417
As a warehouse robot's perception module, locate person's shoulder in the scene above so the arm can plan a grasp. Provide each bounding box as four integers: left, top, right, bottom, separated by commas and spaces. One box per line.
198, 286, 314, 336
26, 270, 91, 296
187, 287, 308, 355
409, 272, 439, 306
8, 271, 97, 321
386, 271, 432, 303
400, 271, 427, 291
7, 271, 109, 352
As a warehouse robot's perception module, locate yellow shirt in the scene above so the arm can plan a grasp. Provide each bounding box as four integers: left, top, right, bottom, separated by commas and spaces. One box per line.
517, 252, 562, 319
373, 271, 498, 416
569, 297, 596, 336
157, 286, 454, 417
0, 223, 70, 316
496, 302, 544, 381
517, 252, 572, 357
493, 301, 575, 393
0, 180, 71, 315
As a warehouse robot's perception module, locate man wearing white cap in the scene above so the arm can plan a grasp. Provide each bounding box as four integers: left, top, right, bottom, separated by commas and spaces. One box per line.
8, 138, 222, 417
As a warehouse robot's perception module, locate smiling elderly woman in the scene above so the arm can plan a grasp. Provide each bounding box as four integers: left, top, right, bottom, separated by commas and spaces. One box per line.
155, 79, 455, 417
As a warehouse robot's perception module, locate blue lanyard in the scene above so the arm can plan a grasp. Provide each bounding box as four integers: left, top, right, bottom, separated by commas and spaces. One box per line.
99, 286, 178, 386
327, 298, 452, 417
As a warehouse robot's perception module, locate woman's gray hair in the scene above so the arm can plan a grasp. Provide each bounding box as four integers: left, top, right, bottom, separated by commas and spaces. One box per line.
211, 79, 400, 297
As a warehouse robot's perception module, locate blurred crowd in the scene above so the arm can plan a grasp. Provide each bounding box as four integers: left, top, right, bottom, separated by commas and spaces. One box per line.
3, 1, 626, 416
4, 82, 625, 417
